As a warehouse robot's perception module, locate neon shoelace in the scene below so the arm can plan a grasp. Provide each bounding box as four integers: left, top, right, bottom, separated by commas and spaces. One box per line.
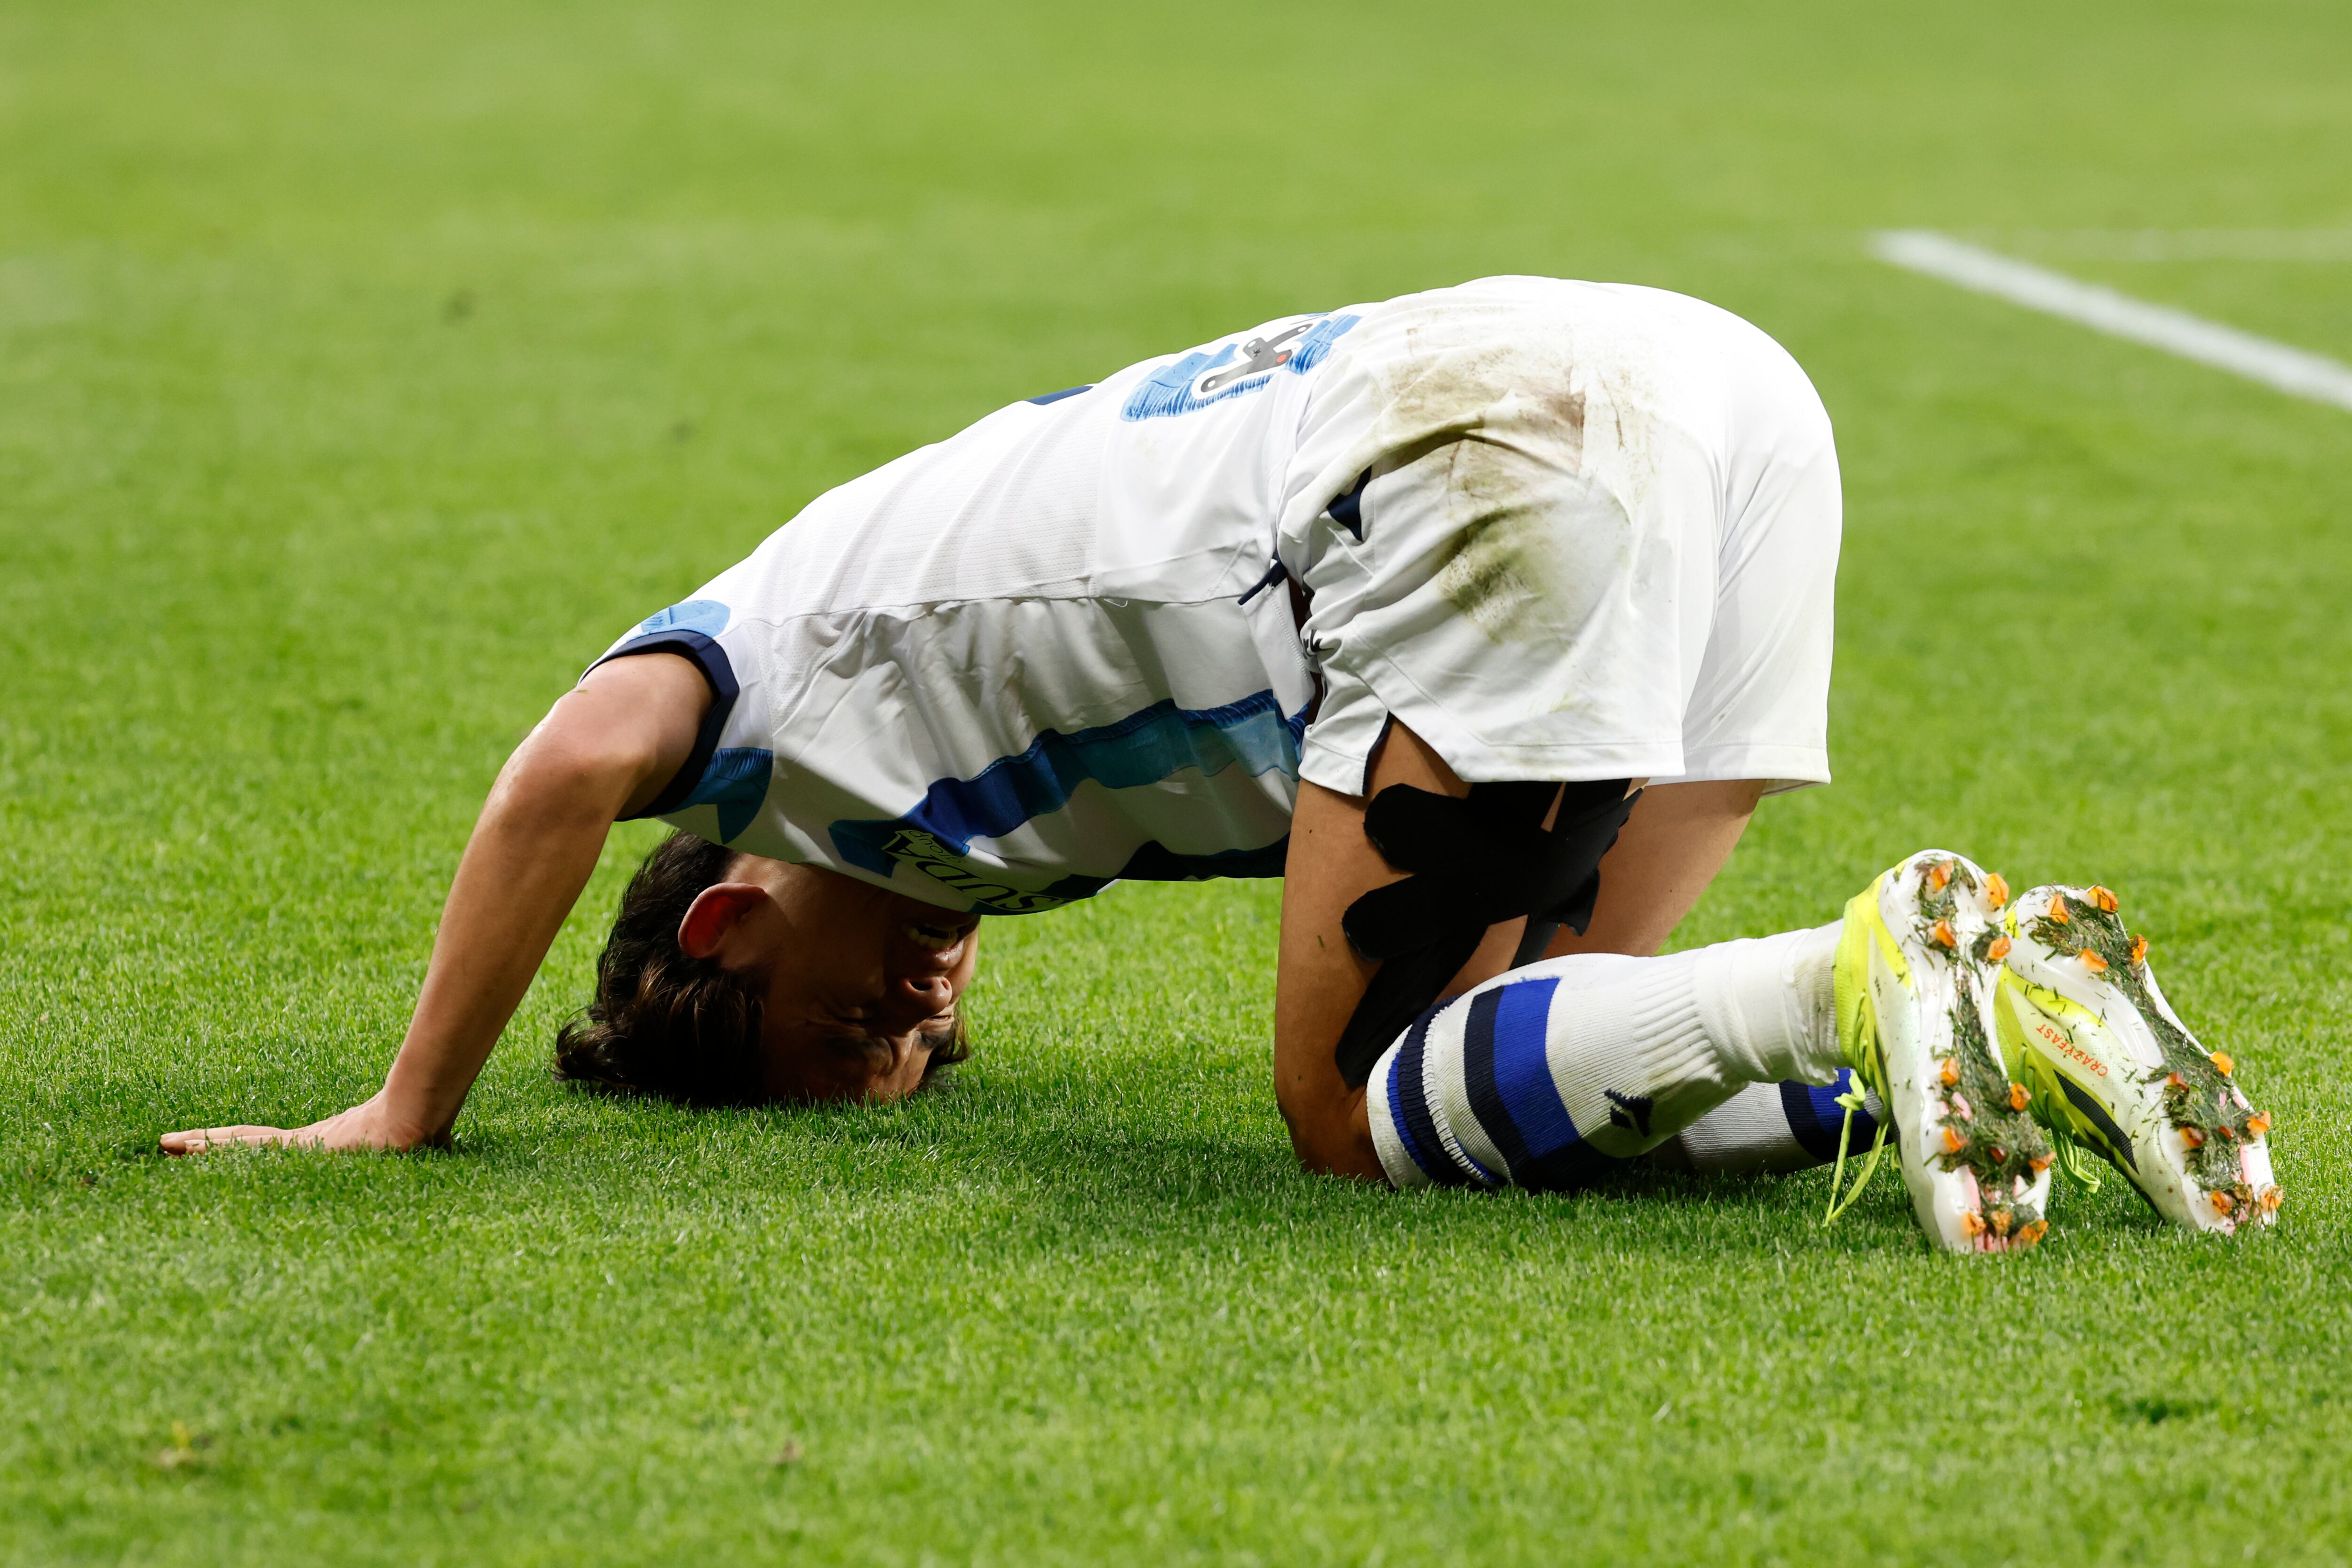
1821, 1081, 1891, 1227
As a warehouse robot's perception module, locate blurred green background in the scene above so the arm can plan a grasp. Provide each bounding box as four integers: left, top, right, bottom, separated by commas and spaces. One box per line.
5, 2, 2350, 1563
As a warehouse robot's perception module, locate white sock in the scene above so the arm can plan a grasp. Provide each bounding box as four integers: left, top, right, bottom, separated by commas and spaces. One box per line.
1365, 922, 1846, 1189
1646, 1074, 1886, 1176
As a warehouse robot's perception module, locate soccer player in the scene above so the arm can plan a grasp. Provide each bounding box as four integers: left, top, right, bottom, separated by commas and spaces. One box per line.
160, 277, 2280, 1250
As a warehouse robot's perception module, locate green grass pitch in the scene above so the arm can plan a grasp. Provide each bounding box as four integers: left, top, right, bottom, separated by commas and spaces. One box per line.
6, 1, 2352, 1561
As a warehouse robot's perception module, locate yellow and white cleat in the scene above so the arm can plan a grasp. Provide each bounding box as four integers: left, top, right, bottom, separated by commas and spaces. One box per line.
1994, 884, 2280, 1235
1828, 851, 2055, 1253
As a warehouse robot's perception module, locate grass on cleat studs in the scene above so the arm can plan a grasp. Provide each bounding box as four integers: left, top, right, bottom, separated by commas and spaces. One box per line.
1937, 963, 2050, 1240
2027, 889, 2278, 1221
1906, 856, 2052, 1245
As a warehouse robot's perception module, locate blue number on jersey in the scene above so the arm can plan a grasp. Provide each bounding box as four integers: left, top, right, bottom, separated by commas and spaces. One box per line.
1120, 314, 1360, 421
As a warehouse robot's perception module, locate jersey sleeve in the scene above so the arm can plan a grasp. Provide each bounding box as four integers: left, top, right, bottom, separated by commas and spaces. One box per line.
586, 597, 743, 822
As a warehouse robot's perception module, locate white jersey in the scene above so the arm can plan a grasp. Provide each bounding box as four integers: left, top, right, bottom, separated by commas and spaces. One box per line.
592, 277, 1841, 916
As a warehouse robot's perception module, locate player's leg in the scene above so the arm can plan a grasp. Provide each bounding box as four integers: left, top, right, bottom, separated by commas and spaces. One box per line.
1361, 847, 2062, 1251
1274, 721, 1831, 1179
1275, 282, 1866, 1189
1645, 1074, 1885, 1175
1434, 773, 1889, 1181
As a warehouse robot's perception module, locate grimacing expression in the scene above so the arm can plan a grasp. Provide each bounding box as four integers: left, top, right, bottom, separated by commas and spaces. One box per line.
752, 878, 980, 1104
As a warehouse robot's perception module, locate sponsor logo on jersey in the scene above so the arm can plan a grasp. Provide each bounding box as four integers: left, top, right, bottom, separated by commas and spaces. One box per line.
1120, 313, 1360, 420
879, 828, 1079, 915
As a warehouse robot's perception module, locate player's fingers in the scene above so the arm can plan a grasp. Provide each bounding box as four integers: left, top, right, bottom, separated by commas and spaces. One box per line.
159, 1125, 292, 1156
158, 1126, 220, 1155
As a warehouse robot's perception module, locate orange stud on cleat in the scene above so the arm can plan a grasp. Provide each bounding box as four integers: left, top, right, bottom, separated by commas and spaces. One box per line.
2029, 1152, 2054, 1174
1939, 1058, 1960, 1088
1931, 918, 1957, 949
1959, 1210, 1986, 1238
1990, 1209, 2014, 1237
2261, 1187, 2285, 1213
2210, 1189, 2237, 1218
1987, 934, 2012, 962
1926, 861, 1953, 895
2166, 1070, 2188, 1091
2210, 1051, 2234, 1077
1940, 1126, 1969, 1156
2247, 1114, 2273, 1139
2129, 934, 2148, 966
2009, 1083, 2031, 1112
2017, 1218, 2050, 1245
2179, 1125, 2206, 1149
2047, 897, 2070, 925
2079, 949, 2109, 974
2090, 885, 2119, 913
1985, 872, 2010, 909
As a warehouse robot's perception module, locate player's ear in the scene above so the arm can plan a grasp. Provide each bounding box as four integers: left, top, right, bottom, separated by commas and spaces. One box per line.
677, 882, 770, 962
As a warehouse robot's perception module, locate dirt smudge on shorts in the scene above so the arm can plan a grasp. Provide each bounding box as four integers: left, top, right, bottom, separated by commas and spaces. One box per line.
1374, 348, 1597, 643
1359, 305, 1658, 649
1370, 327, 1589, 467
1430, 481, 1551, 640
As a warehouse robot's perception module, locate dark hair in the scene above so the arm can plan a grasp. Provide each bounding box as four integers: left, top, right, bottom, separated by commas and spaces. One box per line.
552, 830, 974, 1106
553, 831, 769, 1106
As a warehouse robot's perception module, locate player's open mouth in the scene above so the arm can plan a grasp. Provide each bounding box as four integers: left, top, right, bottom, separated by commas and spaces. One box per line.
902, 918, 975, 954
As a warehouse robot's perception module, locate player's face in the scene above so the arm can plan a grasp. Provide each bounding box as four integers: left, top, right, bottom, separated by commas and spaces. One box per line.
750, 865, 981, 1104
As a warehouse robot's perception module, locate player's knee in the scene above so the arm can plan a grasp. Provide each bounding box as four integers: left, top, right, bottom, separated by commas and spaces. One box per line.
1275, 1078, 1383, 1180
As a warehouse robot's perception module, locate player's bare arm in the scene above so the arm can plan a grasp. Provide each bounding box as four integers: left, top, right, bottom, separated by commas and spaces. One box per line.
160, 652, 712, 1154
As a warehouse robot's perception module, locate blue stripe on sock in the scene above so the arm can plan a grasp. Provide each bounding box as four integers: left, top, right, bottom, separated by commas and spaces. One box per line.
1780, 1071, 1873, 1165
1391, 1014, 1467, 1188
1492, 978, 1579, 1159
1459, 989, 1529, 1179
1459, 975, 1610, 1193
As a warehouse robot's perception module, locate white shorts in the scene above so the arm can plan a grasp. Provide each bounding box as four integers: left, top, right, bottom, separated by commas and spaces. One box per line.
1275, 277, 1841, 796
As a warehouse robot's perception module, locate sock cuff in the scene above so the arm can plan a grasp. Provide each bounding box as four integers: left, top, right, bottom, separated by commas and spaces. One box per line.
1364, 1033, 1423, 1188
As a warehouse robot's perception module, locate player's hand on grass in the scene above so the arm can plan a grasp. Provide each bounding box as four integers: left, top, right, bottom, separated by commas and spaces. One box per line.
159, 1090, 441, 1156
159, 654, 711, 1164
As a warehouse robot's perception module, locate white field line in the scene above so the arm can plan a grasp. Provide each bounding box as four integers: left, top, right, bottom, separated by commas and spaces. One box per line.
1995, 229, 2352, 262
1869, 229, 2352, 414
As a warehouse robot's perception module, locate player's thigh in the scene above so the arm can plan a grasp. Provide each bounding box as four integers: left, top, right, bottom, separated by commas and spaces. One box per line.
1538, 778, 1764, 960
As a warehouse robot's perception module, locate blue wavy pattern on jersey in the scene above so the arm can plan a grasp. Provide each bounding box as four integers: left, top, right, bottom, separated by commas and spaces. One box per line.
636, 599, 731, 637
1287, 312, 1360, 374
1119, 313, 1360, 421
678, 747, 773, 842
829, 690, 1310, 885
